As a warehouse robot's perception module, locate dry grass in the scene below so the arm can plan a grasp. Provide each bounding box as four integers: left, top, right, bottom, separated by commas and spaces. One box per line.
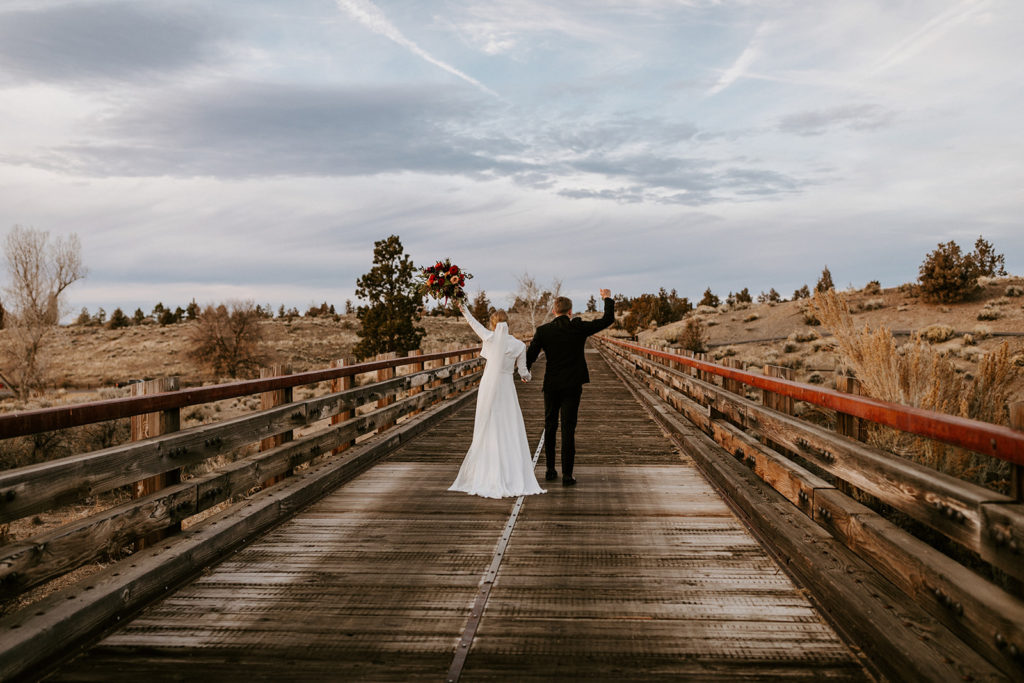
812, 289, 1018, 490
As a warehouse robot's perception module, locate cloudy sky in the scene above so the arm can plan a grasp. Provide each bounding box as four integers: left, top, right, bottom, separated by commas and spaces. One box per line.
0, 0, 1021, 315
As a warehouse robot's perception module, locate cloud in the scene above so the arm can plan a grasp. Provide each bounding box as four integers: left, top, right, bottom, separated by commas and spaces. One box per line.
870, 0, 991, 75
707, 22, 769, 97
7, 82, 526, 178
0, 2, 222, 83
778, 104, 895, 136
336, 0, 498, 97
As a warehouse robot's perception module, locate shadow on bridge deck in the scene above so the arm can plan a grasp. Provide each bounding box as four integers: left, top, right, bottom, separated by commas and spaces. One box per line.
47, 350, 869, 681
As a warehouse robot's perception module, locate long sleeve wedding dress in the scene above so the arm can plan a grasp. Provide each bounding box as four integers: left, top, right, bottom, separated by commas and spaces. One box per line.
448, 305, 545, 498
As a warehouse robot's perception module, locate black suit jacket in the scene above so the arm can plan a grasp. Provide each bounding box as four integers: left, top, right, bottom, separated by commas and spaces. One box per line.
526, 298, 615, 391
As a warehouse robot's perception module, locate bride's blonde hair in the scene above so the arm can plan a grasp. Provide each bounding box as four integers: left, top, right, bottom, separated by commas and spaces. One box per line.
489, 310, 508, 330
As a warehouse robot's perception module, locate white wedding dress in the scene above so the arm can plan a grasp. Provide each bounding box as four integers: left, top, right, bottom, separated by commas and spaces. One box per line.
448, 305, 545, 499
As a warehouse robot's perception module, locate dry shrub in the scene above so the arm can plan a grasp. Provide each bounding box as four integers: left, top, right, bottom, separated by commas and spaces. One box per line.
677, 317, 708, 353
790, 329, 819, 343
1006, 285, 1023, 297
973, 325, 992, 340
862, 280, 882, 295
977, 307, 1001, 321
921, 324, 954, 344
782, 341, 799, 353
189, 301, 266, 378
962, 334, 976, 346
743, 312, 759, 322
862, 298, 884, 311
813, 289, 1018, 490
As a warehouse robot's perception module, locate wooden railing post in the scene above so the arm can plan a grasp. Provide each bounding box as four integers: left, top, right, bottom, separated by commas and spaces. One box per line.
407, 349, 424, 416
131, 377, 180, 549
722, 358, 744, 395
762, 365, 795, 415
835, 375, 868, 443
331, 358, 354, 453
1011, 402, 1023, 501
376, 351, 398, 432
260, 364, 292, 487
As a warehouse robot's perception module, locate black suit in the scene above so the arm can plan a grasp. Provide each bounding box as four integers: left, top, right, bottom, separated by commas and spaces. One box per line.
526, 298, 615, 478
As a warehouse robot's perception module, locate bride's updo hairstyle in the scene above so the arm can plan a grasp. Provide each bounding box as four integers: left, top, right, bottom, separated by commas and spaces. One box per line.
489, 310, 509, 330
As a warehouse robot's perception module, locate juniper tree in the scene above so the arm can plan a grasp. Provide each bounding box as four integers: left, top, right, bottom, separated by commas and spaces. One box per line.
816, 266, 834, 292
470, 290, 492, 321
353, 235, 425, 360
698, 287, 720, 308
108, 307, 130, 329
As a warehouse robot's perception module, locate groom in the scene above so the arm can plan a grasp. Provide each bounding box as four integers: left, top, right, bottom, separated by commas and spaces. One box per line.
526, 289, 615, 486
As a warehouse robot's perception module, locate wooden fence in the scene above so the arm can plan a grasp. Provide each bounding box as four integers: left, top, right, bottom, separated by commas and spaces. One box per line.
0, 346, 482, 680
597, 336, 1024, 680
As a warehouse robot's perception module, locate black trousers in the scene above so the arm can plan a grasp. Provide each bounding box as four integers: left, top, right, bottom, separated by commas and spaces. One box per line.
543, 385, 583, 477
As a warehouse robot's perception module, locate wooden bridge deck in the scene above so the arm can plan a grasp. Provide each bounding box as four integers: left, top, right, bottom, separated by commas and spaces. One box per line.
46, 351, 869, 681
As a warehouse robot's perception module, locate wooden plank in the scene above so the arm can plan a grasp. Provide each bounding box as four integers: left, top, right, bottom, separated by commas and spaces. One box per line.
0, 347, 482, 438
259, 364, 293, 488
604, 353, 1007, 683
376, 352, 398, 433
130, 377, 181, 549
0, 381, 483, 682
606, 345, 1020, 571
613, 344, 1024, 676
45, 354, 869, 683
0, 373, 483, 597
0, 358, 482, 524
330, 358, 353, 454
603, 337, 1024, 465
762, 365, 794, 415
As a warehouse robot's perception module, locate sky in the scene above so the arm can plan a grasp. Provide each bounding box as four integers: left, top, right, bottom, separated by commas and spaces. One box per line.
0, 0, 1021, 316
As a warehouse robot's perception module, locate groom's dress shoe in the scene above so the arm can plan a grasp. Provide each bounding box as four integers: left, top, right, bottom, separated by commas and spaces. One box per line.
545, 470, 558, 481
562, 477, 577, 487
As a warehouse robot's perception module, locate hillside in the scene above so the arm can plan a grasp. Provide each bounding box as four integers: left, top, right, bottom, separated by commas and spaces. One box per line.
634, 275, 1024, 401
0, 314, 481, 411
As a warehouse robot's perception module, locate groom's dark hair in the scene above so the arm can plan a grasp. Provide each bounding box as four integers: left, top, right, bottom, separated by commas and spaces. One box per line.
553, 297, 572, 315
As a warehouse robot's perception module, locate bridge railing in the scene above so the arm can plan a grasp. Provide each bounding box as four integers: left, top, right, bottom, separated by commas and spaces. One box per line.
596, 335, 1024, 677
0, 346, 483, 602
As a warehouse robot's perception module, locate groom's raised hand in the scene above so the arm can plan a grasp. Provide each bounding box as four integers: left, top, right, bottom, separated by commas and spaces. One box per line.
599, 288, 611, 299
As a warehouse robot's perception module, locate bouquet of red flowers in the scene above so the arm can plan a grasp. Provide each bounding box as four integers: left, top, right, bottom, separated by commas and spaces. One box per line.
419, 258, 473, 309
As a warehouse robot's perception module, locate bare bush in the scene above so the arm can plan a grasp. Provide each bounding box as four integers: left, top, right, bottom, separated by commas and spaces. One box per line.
977, 307, 1001, 321
1006, 285, 1023, 298
1, 226, 87, 399
510, 271, 562, 333
189, 300, 266, 378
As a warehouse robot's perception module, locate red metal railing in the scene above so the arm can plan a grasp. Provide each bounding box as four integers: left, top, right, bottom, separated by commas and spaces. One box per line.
599, 337, 1024, 466
0, 346, 481, 439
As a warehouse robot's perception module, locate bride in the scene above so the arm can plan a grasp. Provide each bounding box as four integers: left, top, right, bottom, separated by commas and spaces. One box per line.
448, 303, 545, 499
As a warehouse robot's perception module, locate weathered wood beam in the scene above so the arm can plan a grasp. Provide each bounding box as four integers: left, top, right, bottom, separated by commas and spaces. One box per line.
602, 342, 1024, 582
604, 352, 1008, 683
0, 359, 481, 524
0, 381, 481, 682
0, 373, 481, 597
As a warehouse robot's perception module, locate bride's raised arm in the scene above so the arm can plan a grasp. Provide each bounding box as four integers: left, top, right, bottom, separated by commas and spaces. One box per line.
458, 302, 491, 341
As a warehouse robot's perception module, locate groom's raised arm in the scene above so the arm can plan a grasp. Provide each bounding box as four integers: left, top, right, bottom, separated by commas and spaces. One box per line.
579, 289, 615, 335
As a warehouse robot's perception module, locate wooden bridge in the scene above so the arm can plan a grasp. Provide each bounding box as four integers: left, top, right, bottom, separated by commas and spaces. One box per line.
0, 340, 1022, 681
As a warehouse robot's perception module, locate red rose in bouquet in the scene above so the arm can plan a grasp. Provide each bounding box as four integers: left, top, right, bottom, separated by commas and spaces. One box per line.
418, 258, 473, 310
